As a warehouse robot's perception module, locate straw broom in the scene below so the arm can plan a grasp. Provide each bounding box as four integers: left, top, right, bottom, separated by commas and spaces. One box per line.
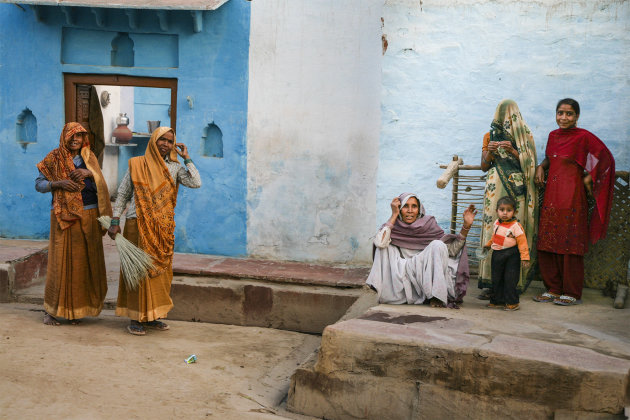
98, 216, 155, 291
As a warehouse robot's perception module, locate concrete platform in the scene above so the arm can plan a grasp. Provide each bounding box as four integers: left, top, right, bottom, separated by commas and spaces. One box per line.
288, 285, 630, 419
2, 238, 370, 334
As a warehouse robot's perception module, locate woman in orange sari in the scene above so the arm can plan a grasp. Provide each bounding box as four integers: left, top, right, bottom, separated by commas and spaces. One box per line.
35, 122, 112, 325
108, 127, 201, 335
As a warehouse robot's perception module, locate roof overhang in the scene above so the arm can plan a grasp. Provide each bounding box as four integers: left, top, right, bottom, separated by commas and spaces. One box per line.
2, 0, 232, 32
1, 0, 229, 10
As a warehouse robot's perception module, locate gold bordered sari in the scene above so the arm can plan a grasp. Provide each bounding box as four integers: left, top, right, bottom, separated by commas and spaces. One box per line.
115, 127, 180, 322
37, 122, 112, 319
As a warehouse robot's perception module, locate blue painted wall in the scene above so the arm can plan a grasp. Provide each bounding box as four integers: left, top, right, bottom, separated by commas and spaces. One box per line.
0, 2, 250, 256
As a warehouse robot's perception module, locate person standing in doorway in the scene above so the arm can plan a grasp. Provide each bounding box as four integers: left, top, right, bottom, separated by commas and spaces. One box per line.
108, 127, 201, 335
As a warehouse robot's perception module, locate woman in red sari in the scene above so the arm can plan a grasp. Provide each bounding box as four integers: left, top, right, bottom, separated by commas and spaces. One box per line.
533, 98, 615, 305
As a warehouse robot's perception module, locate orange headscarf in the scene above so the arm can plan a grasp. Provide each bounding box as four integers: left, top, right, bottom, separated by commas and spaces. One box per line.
36, 122, 111, 230
128, 127, 179, 277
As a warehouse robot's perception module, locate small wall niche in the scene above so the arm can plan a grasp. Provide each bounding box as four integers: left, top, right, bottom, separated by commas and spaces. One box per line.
16, 108, 37, 150
202, 123, 223, 158
111, 32, 134, 67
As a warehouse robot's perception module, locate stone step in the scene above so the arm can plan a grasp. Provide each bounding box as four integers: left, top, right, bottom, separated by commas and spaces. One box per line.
288, 305, 630, 419
13, 274, 368, 334
3, 238, 371, 333
0, 239, 48, 302
169, 276, 365, 334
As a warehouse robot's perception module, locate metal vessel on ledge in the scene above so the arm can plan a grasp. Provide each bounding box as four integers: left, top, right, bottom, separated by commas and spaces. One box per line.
113, 113, 133, 144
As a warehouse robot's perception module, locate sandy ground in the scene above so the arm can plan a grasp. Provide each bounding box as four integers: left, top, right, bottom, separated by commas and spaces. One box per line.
0, 304, 320, 420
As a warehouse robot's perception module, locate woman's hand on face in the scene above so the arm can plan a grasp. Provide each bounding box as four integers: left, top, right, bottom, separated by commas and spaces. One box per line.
54, 179, 82, 192
175, 143, 190, 160
462, 204, 477, 228
390, 198, 401, 219
534, 165, 546, 187
69, 168, 92, 183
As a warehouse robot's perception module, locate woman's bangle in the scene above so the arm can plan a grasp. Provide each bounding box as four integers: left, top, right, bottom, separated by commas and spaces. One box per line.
110, 218, 120, 226
184, 158, 193, 165
461, 226, 470, 231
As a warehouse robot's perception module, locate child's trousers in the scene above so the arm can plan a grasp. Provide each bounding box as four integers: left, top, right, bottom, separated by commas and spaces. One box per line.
490, 246, 520, 305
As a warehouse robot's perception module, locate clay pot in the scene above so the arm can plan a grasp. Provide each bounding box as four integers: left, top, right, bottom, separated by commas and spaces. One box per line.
113, 124, 133, 143
113, 113, 132, 144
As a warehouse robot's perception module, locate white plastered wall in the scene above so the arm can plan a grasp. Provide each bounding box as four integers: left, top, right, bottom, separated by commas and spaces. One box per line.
247, 0, 384, 264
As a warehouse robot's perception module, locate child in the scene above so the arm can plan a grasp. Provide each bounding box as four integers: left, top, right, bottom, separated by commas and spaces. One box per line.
484, 196, 530, 311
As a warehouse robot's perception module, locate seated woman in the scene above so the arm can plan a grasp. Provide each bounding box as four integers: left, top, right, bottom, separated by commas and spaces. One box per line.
366, 193, 476, 308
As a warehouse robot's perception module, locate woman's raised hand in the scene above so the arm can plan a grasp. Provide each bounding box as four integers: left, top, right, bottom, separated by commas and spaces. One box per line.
390, 198, 401, 219
175, 143, 190, 160
462, 204, 477, 228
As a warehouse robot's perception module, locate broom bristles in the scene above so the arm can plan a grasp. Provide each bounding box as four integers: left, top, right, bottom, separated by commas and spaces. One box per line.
98, 216, 155, 291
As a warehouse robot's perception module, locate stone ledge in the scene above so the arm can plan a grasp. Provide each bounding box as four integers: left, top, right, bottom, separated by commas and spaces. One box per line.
289, 308, 630, 417
169, 276, 365, 334
172, 253, 370, 288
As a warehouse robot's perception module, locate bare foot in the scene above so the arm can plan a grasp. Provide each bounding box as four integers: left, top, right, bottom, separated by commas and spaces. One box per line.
43, 313, 60, 326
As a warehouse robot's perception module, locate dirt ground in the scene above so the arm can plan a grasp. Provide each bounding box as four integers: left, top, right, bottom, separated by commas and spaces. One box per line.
0, 303, 320, 420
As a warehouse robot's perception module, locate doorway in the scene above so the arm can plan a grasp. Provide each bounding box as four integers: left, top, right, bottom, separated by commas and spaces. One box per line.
63, 74, 178, 191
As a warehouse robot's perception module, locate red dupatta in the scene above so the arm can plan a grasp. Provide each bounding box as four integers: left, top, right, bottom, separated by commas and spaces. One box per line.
546, 127, 615, 243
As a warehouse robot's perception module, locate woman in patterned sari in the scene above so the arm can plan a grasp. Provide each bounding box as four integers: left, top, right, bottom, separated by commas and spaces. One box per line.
35, 122, 112, 325
478, 100, 538, 298
108, 127, 201, 335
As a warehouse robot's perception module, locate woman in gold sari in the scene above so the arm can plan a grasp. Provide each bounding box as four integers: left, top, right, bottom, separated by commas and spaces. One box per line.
35, 122, 112, 325
108, 127, 201, 335
478, 100, 538, 298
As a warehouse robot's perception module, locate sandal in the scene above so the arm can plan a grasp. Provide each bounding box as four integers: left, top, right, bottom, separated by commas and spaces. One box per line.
486, 303, 504, 309
553, 295, 582, 306
504, 303, 520, 311
143, 320, 170, 331
126, 322, 146, 336
533, 292, 559, 303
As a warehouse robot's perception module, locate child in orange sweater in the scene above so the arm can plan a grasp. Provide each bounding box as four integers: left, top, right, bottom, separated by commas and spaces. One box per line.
484, 196, 530, 311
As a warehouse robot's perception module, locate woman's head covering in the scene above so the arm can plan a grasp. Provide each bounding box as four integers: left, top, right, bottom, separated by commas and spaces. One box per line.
145, 126, 179, 164
127, 126, 179, 278
390, 193, 444, 251
490, 99, 537, 188
398, 193, 425, 221
36, 122, 111, 230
